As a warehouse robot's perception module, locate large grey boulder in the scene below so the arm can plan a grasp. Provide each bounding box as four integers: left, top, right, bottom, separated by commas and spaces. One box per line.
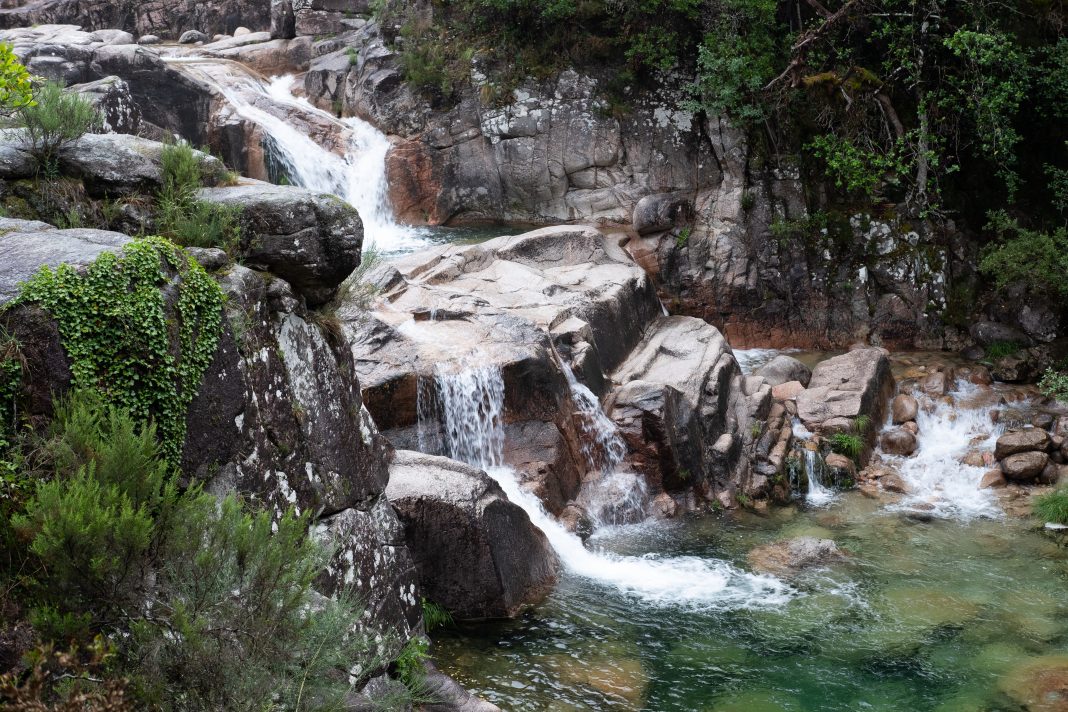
0, 223, 130, 303
55, 133, 223, 197
756, 354, 812, 387
70, 76, 142, 135
198, 182, 363, 306
796, 348, 896, 436
385, 450, 559, 620
179, 29, 209, 44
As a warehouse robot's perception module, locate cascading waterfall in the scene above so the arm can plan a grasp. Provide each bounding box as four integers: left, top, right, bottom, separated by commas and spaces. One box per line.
884, 380, 1005, 520
164, 59, 425, 251
430, 360, 793, 608
788, 418, 836, 505
557, 356, 648, 526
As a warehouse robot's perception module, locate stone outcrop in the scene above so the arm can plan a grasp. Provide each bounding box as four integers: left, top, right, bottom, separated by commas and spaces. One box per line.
0, 0, 273, 38
1, 217, 420, 662
796, 348, 896, 439
341, 227, 784, 513
385, 450, 559, 620
199, 182, 363, 306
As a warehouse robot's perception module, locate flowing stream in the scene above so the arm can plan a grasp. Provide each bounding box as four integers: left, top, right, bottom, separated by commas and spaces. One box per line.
426, 360, 794, 609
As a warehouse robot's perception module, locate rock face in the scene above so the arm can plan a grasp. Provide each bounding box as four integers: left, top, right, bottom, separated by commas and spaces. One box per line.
747, 537, 846, 577
1, 220, 421, 661
796, 348, 896, 465
756, 354, 812, 387
199, 182, 363, 306
0, 0, 272, 38
385, 450, 559, 620
342, 227, 783, 513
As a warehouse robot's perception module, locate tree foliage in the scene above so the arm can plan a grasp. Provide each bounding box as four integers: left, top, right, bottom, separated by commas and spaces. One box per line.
0, 43, 33, 116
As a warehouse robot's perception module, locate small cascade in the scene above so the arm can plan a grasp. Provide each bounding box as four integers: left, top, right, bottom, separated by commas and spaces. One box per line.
429, 361, 793, 608
556, 356, 648, 526
884, 380, 1005, 520
163, 59, 425, 251
786, 419, 837, 506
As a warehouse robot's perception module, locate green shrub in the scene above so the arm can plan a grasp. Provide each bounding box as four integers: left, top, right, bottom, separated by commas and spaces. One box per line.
853, 415, 872, 435
979, 211, 1068, 297
829, 432, 864, 461
1039, 369, 1068, 404
17, 81, 102, 176
16, 238, 224, 465
421, 598, 453, 631
0, 43, 34, 117
156, 142, 241, 251
13, 392, 395, 711
1034, 488, 1068, 524
985, 340, 1022, 360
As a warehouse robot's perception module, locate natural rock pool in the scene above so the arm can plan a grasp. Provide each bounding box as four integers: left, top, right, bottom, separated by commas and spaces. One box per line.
434, 495, 1068, 711
427, 351, 1066, 712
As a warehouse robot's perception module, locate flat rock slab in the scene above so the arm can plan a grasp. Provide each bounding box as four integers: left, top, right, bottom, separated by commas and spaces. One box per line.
0, 224, 130, 303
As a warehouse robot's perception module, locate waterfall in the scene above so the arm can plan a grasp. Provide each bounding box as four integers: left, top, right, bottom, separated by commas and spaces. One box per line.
431, 361, 793, 609
164, 59, 425, 252
884, 381, 1005, 520
558, 361, 627, 475
801, 448, 836, 506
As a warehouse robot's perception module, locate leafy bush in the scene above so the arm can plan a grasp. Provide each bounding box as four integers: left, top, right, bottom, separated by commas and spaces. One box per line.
16, 237, 224, 465
829, 432, 863, 461
985, 340, 1022, 360
1039, 369, 1068, 404
0, 43, 34, 117
1034, 488, 1068, 524
13, 392, 394, 711
17, 81, 102, 176
156, 142, 240, 251
979, 212, 1068, 297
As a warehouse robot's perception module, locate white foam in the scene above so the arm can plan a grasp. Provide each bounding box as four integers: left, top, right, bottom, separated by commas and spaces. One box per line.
884, 381, 1004, 520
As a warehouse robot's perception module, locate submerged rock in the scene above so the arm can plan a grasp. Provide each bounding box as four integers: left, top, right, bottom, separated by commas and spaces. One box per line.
385, 450, 559, 620
999, 655, 1068, 712
747, 537, 846, 577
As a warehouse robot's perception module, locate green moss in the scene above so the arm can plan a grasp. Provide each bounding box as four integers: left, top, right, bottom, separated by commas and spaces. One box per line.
13, 237, 223, 465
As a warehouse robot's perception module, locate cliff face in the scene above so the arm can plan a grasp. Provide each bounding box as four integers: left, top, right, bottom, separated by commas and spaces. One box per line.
0, 0, 270, 38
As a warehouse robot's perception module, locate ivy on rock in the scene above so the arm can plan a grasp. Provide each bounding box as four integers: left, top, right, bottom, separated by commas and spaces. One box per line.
15, 237, 223, 464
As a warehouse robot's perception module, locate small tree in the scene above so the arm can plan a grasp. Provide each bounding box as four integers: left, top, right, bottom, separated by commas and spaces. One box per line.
17, 81, 102, 176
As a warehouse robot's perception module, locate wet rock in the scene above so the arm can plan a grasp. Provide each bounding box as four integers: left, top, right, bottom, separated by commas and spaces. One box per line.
995, 428, 1051, 460
999, 655, 1068, 712
559, 504, 593, 539
825, 453, 856, 478
881, 473, 909, 493
921, 370, 954, 396
796, 348, 896, 453
1034, 413, 1056, 431
771, 380, 805, 400
632, 192, 693, 235
970, 321, 1030, 347
980, 468, 1006, 489
138, 34, 162, 44
652, 492, 678, 518
1039, 462, 1062, 485
385, 450, 559, 620
902, 420, 919, 435
418, 661, 503, 712
756, 354, 812, 387
891, 394, 919, 424
747, 537, 846, 577
1001, 451, 1050, 481
179, 29, 209, 44
880, 428, 918, 457
198, 181, 362, 306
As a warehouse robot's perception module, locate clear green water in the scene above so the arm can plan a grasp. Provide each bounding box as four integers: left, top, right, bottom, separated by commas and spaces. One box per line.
433, 495, 1068, 711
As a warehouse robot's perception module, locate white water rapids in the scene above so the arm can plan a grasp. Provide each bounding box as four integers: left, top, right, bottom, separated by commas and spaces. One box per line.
425, 360, 793, 609
164, 59, 426, 252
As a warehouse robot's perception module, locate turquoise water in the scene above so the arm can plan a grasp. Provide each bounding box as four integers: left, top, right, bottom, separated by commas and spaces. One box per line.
433, 494, 1068, 711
